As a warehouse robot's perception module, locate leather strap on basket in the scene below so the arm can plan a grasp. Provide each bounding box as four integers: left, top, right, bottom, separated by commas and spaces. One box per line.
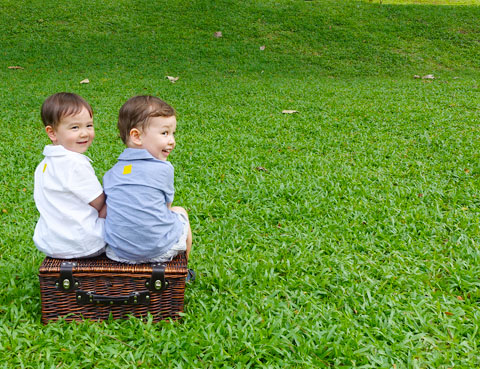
146, 264, 168, 291
57, 262, 77, 292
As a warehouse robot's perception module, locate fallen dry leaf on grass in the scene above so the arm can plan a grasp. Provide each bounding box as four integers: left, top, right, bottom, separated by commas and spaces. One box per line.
255, 166, 268, 172
8, 66, 24, 70
166, 76, 179, 83
214, 31, 222, 38
414, 74, 435, 80
282, 110, 298, 114
80, 79, 90, 84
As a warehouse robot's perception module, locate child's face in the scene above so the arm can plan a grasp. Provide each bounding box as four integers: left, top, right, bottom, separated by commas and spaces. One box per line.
46, 107, 95, 154
139, 115, 176, 161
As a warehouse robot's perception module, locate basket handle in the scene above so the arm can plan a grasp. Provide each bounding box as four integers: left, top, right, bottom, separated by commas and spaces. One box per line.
76, 290, 151, 305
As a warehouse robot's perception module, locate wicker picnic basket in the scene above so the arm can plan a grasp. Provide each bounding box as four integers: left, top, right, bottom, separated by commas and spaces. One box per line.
38, 252, 187, 324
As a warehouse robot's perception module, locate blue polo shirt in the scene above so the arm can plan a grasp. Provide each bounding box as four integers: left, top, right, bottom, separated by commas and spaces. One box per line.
103, 148, 183, 261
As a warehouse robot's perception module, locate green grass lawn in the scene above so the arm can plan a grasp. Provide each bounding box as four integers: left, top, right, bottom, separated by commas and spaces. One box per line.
1, 0, 480, 367
370, 0, 480, 4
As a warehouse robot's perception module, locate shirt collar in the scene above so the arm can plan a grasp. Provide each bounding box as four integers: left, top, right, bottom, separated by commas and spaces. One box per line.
42, 145, 92, 162
118, 148, 158, 161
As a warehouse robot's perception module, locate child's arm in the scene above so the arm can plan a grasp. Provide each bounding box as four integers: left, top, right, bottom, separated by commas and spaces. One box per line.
98, 202, 107, 218
89, 193, 107, 218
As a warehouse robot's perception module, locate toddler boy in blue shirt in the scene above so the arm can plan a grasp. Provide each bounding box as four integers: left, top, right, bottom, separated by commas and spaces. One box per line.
103, 96, 192, 264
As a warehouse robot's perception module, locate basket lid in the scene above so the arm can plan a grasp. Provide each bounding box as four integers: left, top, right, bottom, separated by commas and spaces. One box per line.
38, 252, 187, 275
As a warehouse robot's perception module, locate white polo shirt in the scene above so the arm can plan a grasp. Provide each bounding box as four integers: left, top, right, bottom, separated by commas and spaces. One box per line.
33, 145, 105, 258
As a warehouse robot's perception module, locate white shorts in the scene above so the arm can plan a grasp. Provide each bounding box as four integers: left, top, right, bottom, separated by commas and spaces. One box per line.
106, 212, 189, 264
82, 246, 106, 258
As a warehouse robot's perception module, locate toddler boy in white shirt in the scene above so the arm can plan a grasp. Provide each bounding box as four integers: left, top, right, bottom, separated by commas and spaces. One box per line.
33, 92, 106, 259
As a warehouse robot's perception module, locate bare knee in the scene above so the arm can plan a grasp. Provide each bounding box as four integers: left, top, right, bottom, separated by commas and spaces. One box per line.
170, 206, 192, 259
170, 206, 188, 219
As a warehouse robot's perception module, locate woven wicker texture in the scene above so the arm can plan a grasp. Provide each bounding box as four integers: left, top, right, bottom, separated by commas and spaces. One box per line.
39, 253, 187, 324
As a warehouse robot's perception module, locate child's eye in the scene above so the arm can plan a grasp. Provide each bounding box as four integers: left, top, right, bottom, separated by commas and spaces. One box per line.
162, 131, 168, 136
71, 126, 79, 130
87, 124, 94, 128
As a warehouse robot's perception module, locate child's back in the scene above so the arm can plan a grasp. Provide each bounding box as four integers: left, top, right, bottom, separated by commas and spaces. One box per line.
103, 149, 183, 261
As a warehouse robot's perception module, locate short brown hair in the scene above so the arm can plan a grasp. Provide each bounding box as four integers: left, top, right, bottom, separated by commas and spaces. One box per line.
41, 92, 93, 128
118, 95, 176, 144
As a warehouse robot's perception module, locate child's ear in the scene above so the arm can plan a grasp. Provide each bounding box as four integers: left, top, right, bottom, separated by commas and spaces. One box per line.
129, 128, 142, 145
45, 126, 57, 143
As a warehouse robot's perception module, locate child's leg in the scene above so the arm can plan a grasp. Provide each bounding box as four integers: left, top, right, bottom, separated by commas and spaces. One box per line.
170, 206, 193, 259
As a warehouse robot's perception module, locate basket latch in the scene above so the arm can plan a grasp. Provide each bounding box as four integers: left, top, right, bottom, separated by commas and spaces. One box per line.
56, 261, 78, 292
146, 264, 168, 291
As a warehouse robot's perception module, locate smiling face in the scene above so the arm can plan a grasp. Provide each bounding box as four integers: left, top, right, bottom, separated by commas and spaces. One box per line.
45, 107, 95, 154
134, 115, 177, 161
